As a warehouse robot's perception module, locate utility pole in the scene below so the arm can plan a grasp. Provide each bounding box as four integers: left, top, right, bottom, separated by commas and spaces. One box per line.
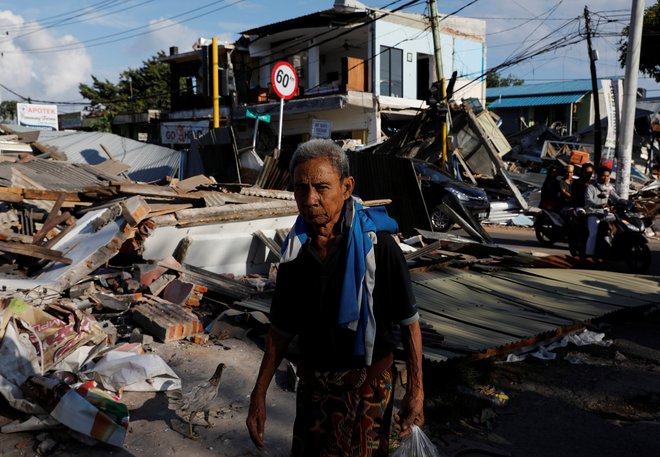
428, 0, 447, 168
616, 0, 644, 198
212, 37, 220, 129
584, 7, 602, 166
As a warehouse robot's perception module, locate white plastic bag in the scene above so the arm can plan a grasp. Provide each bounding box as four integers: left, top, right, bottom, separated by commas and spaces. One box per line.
391, 424, 442, 457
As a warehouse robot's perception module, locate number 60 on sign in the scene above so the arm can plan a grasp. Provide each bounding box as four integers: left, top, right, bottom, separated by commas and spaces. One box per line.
271, 62, 299, 100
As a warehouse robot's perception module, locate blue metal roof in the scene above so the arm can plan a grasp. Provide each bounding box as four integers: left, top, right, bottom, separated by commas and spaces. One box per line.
486, 79, 601, 98
487, 92, 587, 109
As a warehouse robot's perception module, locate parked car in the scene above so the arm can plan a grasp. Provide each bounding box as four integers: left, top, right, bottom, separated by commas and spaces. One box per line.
412, 160, 490, 231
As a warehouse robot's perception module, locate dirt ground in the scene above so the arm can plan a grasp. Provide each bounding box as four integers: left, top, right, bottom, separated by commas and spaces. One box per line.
1, 224, 659, 457
2, 304, 660, 457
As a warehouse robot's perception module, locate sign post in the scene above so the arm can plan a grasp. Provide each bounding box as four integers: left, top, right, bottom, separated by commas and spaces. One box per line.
246, 109, 272, 149
271, 62, 298, 151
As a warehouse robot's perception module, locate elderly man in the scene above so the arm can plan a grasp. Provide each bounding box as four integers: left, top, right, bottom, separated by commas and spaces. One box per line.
246, 139, 424, 456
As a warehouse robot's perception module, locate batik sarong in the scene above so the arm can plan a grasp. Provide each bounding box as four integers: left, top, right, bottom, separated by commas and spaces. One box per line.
291, 365, 395, 457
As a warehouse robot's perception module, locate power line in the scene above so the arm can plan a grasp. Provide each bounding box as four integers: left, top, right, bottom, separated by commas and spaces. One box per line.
0, 0, 120, 33
0, 0, 244, 54
1, 0, 155, 44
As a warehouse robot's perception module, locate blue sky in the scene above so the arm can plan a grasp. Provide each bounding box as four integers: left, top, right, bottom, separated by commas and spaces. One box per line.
0, 0, 657, 111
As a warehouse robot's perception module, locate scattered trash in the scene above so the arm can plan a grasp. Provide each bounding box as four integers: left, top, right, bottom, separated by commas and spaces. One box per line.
503, 329, 613, 363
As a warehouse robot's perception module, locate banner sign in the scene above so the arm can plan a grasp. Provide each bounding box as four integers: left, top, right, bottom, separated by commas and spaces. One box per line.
311, 119, 332, 139
160, 121, 209, 145
600, 79, 623, 167
17, 103, 58, 130
601, 79, 623, 150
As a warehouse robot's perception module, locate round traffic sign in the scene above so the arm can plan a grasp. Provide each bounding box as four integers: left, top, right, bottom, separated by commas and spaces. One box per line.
271, 62, 299, 100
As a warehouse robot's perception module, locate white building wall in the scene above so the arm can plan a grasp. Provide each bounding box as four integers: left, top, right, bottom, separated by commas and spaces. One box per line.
373, 20, 434, 99
374, 15, 486, 104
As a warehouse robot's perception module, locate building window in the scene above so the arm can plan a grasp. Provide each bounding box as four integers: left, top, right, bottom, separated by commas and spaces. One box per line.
380, 46, 403, 97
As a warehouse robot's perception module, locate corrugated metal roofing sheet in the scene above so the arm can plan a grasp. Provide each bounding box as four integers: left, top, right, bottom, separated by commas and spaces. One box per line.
487, 93, 586, 109
486, 79, 602, 98
0, 159, 121, 190
412, 268, 660, 362
1, 126, 180, 183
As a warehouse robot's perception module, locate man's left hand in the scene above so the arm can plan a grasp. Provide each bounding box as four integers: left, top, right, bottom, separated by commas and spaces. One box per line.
394, 391, 424, 438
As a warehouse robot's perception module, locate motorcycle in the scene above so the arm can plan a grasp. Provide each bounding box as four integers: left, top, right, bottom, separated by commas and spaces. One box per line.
534, 208, 583, 256
568, 201, 651, 273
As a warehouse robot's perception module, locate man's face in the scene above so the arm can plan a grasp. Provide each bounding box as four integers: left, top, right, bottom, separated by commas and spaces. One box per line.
597, 170, 611, 185
293, 157, 354, 232
583, 167, 594, 180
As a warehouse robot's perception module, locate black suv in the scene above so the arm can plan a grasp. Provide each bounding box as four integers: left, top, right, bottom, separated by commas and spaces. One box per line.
413, 160, 490, 231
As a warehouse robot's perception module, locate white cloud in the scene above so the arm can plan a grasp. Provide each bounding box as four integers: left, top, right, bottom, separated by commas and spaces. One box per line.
130, 18, 202, 56
0, 10, 92, 102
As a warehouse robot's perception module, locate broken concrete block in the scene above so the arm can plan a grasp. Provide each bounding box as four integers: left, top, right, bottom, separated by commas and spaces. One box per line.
129, 328, 154, 346
132, 299, 204, 343
135, 263, 168, 288
69, 280, 96, 299
161, 280, 207, 307
99, 320, 117, 346
121, 196, 151, 227
109, 342, 145, 355
187, 333, 209, 345
148, 273, 176, 295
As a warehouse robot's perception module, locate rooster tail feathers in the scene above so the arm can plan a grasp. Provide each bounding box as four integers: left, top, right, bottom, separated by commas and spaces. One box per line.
167, 389, 184, 410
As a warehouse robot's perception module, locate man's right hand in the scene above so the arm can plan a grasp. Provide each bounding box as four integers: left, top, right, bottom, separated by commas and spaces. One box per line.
246, 392, 266, 449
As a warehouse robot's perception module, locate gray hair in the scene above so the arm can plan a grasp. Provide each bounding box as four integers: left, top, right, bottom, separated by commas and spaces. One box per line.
289, 139, 350, 179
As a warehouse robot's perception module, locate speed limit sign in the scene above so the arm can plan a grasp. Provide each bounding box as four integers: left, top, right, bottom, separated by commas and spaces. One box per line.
271, 62, 299, 100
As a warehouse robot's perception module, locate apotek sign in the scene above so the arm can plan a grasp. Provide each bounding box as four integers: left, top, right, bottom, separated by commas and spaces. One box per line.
17, 103, 58, 130
160, 121, 209, 145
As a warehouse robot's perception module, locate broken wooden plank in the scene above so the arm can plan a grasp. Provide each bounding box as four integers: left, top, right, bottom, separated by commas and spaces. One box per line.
0, 240, 71, 264
32, 212, 72, 244
453, 149, 478, 185
112, 182, 202, 200
157, 261, 254, 299
173, 201, 299, 227
253, 230, 282, 257
23, 189, 82, 202
174, 175, 215, 194
146, 203, 194, 217
43, 221, 77, 249
100, 144, 132, 180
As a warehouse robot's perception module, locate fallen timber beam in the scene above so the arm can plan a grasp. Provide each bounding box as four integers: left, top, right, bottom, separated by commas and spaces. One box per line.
111, 182, 203, 200
253, 230, 282, 258
157, 261, 255, 299
0, 240, 71, 264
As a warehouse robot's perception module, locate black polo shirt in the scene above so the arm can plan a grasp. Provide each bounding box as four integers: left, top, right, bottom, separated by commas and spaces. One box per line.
270, 231, 417, 371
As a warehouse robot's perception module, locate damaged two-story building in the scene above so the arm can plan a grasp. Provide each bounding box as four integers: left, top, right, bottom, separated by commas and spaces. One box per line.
162, 0, 486, 153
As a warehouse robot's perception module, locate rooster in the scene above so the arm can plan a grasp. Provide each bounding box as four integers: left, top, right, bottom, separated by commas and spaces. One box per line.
168, 362, 226, 439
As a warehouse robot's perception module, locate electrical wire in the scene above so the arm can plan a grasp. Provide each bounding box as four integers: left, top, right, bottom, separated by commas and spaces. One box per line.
0, 0, 244, 54
1, 0, 155, 44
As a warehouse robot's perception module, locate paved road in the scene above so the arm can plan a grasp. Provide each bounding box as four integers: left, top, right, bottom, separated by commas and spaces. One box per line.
476, 223, 660, 275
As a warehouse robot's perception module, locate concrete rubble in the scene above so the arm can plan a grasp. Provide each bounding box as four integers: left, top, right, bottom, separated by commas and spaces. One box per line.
0, 105, 657, 451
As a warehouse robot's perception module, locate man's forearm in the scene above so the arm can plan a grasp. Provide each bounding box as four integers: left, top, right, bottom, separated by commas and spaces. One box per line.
252, 328, 292, 395
402, 320, 423, 395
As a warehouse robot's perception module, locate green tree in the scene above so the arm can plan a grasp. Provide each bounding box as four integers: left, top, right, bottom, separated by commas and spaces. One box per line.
0, 100, 17, 122
79, 51, 171, 131
486, 72, 525, 88
618, 0, 660, 82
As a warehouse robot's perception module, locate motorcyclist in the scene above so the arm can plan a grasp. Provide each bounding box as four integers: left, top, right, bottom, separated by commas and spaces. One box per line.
570, 162, 594, 212
540, 165, 561, 211
557, 164, 574, 215
583, 166, 626, 259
